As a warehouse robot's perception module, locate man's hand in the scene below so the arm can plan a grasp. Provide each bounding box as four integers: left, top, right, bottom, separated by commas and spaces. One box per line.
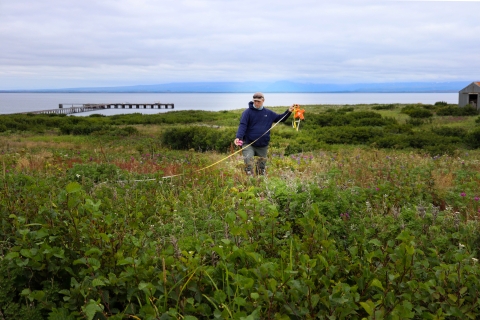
234, 138, 243, 146
289, 104, 297, 112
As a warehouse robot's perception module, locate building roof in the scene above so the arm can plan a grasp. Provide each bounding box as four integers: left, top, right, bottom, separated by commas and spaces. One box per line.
459, 82, 480, 92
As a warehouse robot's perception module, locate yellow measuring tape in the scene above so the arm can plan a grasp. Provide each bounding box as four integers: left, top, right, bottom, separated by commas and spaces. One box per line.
161, 110, 292, 179
112, 109, 295, 183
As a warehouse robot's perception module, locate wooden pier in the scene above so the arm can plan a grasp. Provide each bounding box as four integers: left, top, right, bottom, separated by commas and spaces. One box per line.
18, 103, 174, 115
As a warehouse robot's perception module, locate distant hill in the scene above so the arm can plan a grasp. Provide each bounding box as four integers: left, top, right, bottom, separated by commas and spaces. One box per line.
0, 81, 471, 93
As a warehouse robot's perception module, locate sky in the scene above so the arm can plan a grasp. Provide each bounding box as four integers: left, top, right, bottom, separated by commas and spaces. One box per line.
0, 0, 479, 90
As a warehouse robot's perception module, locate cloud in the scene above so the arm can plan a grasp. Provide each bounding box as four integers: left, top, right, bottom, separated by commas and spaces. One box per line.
0, 0, 478, 89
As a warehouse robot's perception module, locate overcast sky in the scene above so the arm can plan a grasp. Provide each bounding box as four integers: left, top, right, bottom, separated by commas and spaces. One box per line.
0, 0, 478, 89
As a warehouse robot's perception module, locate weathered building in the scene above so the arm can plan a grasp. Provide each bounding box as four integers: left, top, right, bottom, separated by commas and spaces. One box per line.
458, 82, 480, 108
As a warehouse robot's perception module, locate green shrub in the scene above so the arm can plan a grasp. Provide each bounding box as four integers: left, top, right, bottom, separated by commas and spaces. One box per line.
465, 127, 480, 149
350, 117, 396, 127
373, 135, 409, 149
407, 108, 433, 119
161, 126, 236, 152
384, 124, 413, 134
436, 106, 461, 116
436, 105, 479, 116
371, 104, 396, 110
338, 106, 354, 112
284, 137, 326, 155
434, 101, 448, 106
424, 144, 458, 156
71, 124, 105, 135
431, 126, 467, 137
405, 118, 426, 126
373, 132, 460, 155
306, 111, 384, 128
462, 105, 480, 116
401, 104, 422, 114
316, 126, 385, 145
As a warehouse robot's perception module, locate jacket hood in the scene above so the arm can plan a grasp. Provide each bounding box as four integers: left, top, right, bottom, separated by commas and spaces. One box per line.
248, 101, 263, 111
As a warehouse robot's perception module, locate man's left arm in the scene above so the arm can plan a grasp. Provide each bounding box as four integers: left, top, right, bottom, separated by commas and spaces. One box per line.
273, 104, 295, 122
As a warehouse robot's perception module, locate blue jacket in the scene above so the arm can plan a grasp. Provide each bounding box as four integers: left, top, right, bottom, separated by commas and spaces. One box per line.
236, 101, 292, 147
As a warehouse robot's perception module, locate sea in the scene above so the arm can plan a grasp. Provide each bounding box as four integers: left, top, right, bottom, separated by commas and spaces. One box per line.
0, 92, 458, 116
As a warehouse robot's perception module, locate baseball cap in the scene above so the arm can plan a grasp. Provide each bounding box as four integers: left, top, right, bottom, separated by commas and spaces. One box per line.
253, 92, 264, 101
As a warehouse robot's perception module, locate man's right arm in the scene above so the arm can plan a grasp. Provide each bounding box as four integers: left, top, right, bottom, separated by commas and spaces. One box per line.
236, 111, 249, 138
235, 111, 249, 145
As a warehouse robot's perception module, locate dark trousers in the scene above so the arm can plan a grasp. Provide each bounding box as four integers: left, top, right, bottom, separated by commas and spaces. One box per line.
242, 145, 268, 175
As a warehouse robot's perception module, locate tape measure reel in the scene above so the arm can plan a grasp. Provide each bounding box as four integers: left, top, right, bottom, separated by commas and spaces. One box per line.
292, 104, 305, 131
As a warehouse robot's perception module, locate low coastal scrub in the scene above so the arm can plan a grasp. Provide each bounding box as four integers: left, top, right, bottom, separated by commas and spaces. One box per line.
1, 104, 480, 319
1, 104, 480, 156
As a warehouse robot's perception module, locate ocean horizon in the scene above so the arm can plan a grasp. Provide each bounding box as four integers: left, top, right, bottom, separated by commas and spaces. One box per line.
0, 92, 459, 115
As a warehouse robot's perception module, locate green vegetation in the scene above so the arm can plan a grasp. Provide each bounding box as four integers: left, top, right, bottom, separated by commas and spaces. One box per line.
1, 103, 480, 319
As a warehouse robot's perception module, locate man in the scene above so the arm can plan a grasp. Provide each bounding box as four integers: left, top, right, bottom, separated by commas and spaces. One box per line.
234, 92, 295, 175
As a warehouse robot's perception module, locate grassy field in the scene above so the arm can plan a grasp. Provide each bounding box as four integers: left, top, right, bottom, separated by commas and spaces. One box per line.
1, 103, 480, 319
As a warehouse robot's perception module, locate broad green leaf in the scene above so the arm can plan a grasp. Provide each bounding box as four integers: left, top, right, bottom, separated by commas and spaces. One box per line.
234, 275, 254, 290
32, 290, 45, 301
87, 257, 101, 271
20, 248, 33, 259
5, 252, 19, 259
318, 254, 329, 268
48, 307, 75, 320
268, 279, 277, 293
369, 239, 382, 247
370, 278, 384, 291
311, 294, 320, 308
396, 230, 412, 242
73, 258, 87, 265
52, 249, 65, 259
214, 290, 226, 303
138, 282, 154, 291
405, 245, 415, 255
21, 288, 31, 296
225, 211, 236, 224
85, 247, 102, 256
237, 210, 247, 221
92, 279, 105, 287
117, 257, 134, 265
234, 296, 246, 306
360, 300, 375, 316
66, 182, 82, 194
448, 294, 458, 302
82, 300, 103, 320
250, 292, 260, 300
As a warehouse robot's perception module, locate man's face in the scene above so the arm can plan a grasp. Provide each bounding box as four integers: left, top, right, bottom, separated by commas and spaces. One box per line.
253, 99, 264, 109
